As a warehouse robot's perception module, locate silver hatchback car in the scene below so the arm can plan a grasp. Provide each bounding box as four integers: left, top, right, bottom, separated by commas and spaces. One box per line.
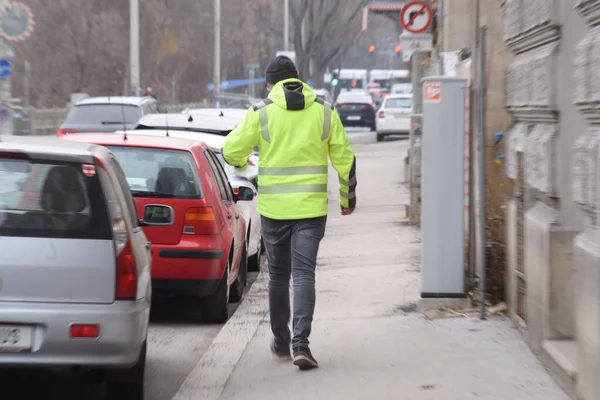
0, 135, 151, 399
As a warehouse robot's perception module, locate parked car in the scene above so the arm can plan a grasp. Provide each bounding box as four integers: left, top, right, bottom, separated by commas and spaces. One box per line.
61, 133, 253, 323
118, 128, 263, 271
0, 135, 152, 400
375, 94, 413, 142
181, 108, 247, 123
335, 92, 377, 131
134, 114, 238, 137
57, 96, 160, 137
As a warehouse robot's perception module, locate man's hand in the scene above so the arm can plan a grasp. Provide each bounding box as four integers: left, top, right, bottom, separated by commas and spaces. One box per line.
247, 157, 256, 166
341, 206, 354, 216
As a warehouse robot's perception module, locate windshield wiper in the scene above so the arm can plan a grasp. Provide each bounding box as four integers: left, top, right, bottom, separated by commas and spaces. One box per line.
102, 121, 129, 125
131, 191, 177, 198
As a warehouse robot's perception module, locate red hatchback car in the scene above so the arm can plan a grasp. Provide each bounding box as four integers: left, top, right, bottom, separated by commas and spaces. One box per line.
62, 133, 253, 322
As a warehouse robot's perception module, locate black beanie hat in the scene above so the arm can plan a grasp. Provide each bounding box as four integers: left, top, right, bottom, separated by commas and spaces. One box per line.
265, 56, 299, 84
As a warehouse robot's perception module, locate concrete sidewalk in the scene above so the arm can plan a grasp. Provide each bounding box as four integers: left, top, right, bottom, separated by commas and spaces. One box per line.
173, 140, 568, 400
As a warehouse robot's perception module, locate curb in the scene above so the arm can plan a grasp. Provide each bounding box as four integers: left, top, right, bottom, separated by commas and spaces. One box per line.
171, 267, 270, 400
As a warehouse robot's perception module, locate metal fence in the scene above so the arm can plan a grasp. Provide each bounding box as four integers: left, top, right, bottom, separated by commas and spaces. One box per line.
12, 93, 259, 136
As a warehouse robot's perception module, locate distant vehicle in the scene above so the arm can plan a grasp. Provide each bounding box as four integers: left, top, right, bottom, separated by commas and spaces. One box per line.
181, 108, 247, 124
134, 114, 238, 137
332, 69, 368, 91
117, 128, 263, 272
335, 91, 376, 131
369, 69, 410, 90
313, 89, 333, 103
57, 96, 160, 137
375, 94, 413, 141
62, 133, 254, 323
390, 83, 413, 95
0, 135, 151, 399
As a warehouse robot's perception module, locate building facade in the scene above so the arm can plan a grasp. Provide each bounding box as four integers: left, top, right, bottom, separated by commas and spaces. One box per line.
503, 0, 600, 398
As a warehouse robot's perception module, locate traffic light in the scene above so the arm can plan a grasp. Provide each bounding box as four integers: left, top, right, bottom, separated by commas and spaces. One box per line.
331, 72, 339, 87
395, 44, 402, 53
368, 45, 376, 54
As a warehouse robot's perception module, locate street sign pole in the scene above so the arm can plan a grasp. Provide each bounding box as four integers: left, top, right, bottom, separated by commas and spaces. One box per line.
401, 0, 432, 224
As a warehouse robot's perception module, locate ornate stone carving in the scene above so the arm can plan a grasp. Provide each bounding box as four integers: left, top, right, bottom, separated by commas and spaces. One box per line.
573, 27, 600, 122
575, 0, 600, 27
572, 128, 599, 213
506, 123, 528, 180
505, 42, 559, 122
504, 0, 560, 54
525, 123, 558, 196
504, 0, 523, 44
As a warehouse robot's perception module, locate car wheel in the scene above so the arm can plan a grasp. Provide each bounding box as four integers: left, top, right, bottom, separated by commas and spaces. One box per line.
229, 246, 247, 303
376, 133, 385, 142
105, 341, 146, 400
248, 238, 261, 272
201, 259, 230, 323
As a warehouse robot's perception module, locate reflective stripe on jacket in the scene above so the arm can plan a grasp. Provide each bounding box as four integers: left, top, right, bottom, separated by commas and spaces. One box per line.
222, 78, 356, 220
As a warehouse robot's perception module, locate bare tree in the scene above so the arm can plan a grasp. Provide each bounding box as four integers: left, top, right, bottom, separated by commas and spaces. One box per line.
289, 0, 368, 84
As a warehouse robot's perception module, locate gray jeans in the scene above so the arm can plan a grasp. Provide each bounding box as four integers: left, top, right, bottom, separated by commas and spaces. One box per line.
261, 215, 327, 350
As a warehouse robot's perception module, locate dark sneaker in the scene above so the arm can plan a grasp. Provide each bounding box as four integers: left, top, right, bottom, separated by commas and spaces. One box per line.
292, 347, 319, 370
270, 340, 291, 360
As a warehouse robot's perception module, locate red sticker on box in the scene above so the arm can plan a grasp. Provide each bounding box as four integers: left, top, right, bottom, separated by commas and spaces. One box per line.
82, 164, 96, 177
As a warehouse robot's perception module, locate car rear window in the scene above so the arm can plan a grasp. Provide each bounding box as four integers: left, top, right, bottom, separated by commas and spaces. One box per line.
106, 146, 203, 199
64, 104, 143, 125
0, 158, 112, 239
337, 94, 371, 104
385, 98, 413, 109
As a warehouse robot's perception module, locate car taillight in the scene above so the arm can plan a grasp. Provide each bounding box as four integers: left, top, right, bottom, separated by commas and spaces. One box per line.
361, 104, 371, 110
337, 104, 347, 109
183, 207, 220, 235
111, 186, 137, 301
378, 111, 385, 118
56, 128, 78, 137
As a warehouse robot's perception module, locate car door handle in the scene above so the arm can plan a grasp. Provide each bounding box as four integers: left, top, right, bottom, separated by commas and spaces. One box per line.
145, 242, 152, 250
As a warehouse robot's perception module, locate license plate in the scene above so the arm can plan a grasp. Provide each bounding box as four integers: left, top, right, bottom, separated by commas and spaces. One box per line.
0, 324, 34, 352
347, 116, 361, 121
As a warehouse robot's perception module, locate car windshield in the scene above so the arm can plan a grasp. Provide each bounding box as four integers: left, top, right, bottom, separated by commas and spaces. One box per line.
385, 98, 412, 109
106, 146, 203, 199
0, 158, 111, 239
64, 104, 142, 125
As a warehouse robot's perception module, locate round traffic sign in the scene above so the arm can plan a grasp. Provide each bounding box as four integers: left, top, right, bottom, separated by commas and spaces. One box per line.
0, 1, 35, 43
400, 0, 433, 34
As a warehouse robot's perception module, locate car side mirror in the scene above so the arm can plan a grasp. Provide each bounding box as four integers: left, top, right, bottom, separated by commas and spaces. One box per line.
139, 204, 174, 226
233, 185, 254, 202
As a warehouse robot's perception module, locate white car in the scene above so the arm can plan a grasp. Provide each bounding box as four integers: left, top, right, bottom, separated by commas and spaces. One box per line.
181, 108, 247, 123
134, 113, 239, 137
375, 94, 413, 142
118, 128, 263, 271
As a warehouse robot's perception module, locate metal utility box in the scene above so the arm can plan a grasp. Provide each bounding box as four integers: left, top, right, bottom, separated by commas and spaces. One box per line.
420, 76, 467, 298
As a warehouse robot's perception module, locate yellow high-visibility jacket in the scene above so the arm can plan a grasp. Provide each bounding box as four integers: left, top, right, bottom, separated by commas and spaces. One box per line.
222, 78, 356, 220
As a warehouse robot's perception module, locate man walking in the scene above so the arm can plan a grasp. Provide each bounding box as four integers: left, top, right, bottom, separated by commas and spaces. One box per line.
222, 56, 357, 370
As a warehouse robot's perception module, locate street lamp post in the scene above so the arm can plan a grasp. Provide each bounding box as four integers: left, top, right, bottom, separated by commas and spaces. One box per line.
130, 0, 140, 96
213, 0, 221, 105
284, 0, 289, 51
